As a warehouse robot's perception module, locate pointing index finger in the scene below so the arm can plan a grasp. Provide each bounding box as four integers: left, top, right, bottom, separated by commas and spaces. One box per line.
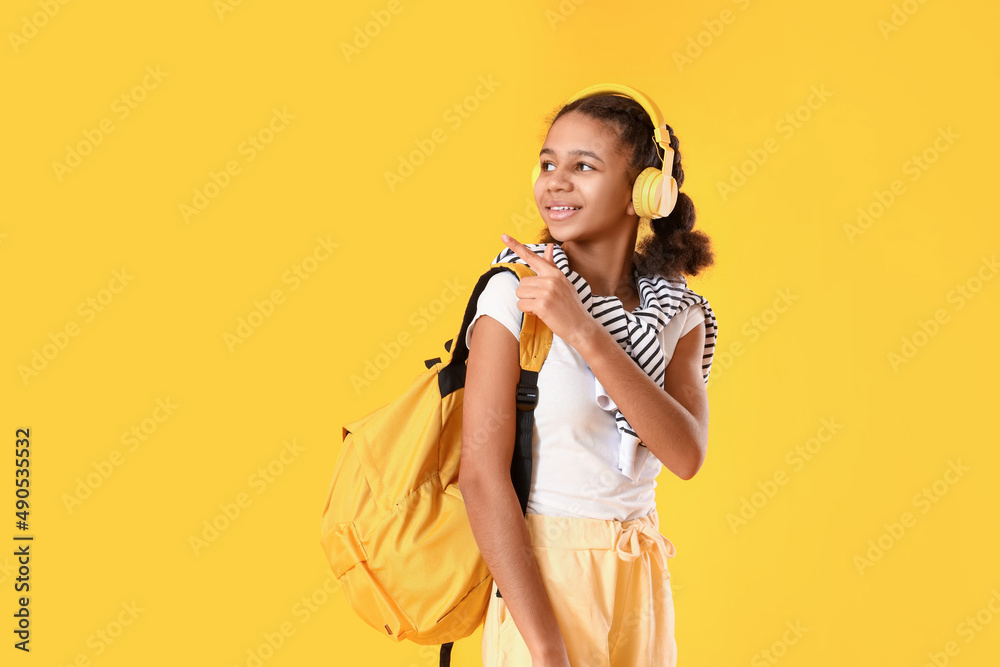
501, 233, 553, 274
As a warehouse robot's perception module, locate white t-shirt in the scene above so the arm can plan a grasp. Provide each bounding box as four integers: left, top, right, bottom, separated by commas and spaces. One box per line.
465, 270, 705, 521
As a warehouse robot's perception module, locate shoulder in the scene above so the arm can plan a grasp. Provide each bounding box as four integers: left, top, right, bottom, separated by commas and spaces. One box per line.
684, 288, 716, 329
664, 276, 716, 327
482, 268, 520, 297
639, 270, 714, 322
678, 285, 718, 382
645, 272, 719, 382
678, 303, 705, 337
465, 268, 523, 348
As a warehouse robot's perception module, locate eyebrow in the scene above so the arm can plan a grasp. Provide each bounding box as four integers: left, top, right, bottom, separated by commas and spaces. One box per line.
539, 147, 605, 163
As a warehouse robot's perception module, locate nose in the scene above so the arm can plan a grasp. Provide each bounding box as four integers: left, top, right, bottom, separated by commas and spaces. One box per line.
545, 164, 573, 192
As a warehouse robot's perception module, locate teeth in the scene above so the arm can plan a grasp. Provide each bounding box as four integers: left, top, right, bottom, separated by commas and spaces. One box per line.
550, 206, 580, 211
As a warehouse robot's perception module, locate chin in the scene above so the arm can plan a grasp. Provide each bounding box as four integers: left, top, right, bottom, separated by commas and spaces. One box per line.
543, 226, 563, 241
541, 225, 568, 244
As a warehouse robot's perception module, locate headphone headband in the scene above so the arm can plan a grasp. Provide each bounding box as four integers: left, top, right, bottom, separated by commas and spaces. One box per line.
565, 83, 673, 170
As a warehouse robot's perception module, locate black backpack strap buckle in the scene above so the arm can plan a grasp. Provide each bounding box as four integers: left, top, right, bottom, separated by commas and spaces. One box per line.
515, 371, 539, 411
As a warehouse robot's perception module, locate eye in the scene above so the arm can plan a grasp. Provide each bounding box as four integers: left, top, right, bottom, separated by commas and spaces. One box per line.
540, 160, 596, 171
539, 160, 594, 172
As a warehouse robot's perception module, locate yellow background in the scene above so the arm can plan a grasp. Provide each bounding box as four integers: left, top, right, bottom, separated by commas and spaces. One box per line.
3, 0, 999, 665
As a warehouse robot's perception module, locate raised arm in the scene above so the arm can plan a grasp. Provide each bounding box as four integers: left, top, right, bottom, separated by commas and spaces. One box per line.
574, 313, 709, 480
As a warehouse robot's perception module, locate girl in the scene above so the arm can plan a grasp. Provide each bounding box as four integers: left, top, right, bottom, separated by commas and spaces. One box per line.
459, 85, 718, 667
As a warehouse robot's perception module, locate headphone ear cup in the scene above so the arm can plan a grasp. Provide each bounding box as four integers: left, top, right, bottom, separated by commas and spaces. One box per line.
632, 167, 662, 219
632, 167, 679, 219
531, 163, 541, 187
662, 174, 679, 217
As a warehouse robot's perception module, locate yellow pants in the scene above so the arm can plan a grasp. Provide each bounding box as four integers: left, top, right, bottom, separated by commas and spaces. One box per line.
481, 508, 678, 667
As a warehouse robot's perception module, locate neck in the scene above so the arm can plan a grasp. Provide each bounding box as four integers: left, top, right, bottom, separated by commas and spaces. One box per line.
560, 224, 640, 302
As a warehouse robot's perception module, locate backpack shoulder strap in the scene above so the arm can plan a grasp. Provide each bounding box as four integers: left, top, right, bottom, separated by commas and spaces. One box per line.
490, 264, 551, 520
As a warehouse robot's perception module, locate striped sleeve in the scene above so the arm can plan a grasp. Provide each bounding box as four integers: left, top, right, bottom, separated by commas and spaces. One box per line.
698, 297, 719, 383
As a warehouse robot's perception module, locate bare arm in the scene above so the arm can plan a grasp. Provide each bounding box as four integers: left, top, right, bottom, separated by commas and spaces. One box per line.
570, 314, 710, 480
458, 314, 570, 664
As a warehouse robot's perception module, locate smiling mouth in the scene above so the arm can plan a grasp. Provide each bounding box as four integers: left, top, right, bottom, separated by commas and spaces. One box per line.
546, 205, 581, 221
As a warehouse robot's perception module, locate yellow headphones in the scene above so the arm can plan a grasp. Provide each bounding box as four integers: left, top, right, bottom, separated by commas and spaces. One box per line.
531, 83, 679, 220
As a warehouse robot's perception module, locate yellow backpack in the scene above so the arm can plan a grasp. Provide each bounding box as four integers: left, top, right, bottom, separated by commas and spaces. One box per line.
320, 262, 553, 665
